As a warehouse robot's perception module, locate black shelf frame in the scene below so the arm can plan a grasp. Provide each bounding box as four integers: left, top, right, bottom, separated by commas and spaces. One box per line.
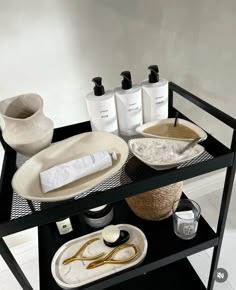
0, 82, 235, 290
170, 83, 236, 290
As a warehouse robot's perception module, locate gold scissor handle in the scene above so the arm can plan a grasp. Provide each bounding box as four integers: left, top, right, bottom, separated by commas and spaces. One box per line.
63, 237, 105, 265
86, 243, 139, 269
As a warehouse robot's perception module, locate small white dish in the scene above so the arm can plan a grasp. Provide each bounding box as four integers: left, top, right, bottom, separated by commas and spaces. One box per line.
136, 118, 207, 141
129, 138, 205, 170
51, 224, 148, 290
12, 132, 129, 202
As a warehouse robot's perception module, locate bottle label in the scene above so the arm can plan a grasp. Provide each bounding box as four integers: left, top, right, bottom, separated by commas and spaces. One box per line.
143, 83, 168, 123
116, 90, 143, 135
87, 97, 118, 134
177, 220, 198, 238
56, 218, 73, 235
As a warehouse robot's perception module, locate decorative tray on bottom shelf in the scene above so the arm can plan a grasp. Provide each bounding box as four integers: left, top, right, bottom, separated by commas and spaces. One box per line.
51, 224, 147, 289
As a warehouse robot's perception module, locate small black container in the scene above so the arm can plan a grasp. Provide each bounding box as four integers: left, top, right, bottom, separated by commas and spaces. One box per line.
83, 204, 114, 228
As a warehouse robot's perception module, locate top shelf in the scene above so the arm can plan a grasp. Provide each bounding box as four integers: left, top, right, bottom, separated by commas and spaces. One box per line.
0, 83, 235, 237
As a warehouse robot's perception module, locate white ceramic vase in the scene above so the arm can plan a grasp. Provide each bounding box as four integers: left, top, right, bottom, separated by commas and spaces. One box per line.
0, 93, 54, 156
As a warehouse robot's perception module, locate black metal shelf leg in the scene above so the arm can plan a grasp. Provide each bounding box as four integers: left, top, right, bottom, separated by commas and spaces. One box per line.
207, 131, 236, 290
168, 86, 173, 111
0, 238, 33, 290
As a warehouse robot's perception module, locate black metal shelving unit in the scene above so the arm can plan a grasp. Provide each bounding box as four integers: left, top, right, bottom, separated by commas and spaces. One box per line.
0, 82, 235, 290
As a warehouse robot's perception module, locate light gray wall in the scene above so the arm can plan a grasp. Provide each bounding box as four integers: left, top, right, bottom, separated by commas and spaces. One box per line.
0, 0, 235, 145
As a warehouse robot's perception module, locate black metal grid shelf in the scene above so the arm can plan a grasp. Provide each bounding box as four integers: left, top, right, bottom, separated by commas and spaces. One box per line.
0, 82, 235, 290
38, 198, 217, 290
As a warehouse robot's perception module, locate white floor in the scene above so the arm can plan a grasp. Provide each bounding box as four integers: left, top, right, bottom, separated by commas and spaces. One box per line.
189, 186, 236, 290
0, 177, 235, 290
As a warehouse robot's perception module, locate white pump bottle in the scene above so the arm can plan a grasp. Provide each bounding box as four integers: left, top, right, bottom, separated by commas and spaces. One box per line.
85, 77, 118, 134
115, 71, 143, 135
142, 65, 168, 123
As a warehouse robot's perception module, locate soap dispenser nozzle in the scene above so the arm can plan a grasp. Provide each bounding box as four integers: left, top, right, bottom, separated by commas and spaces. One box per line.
148, 65, 159, 83
120, 71, 132, 90
92, 77, 105, 96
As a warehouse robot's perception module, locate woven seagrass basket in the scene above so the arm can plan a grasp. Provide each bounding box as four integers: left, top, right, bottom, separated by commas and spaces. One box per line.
125, 182, 183, 221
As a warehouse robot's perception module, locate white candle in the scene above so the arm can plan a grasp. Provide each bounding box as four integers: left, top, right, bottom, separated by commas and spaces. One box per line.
176, 210, 198, 236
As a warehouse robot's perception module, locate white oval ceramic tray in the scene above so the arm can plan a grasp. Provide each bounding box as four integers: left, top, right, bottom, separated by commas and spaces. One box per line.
12, 132, 129, 202
51, 224, 148, 290
129, 138, 205, 170
136, 118, 207, 141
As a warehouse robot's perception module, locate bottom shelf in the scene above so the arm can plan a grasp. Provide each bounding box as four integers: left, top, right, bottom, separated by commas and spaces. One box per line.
106, 258, 206, 290
38, 198, 215, 289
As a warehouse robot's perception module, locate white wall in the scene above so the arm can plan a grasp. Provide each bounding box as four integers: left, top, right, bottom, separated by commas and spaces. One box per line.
0, 0, 235, 140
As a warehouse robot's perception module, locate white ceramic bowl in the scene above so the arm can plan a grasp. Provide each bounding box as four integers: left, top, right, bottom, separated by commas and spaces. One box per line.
129, 138, 205, 170
136, 118, 207, 141
12, 132, 129, 202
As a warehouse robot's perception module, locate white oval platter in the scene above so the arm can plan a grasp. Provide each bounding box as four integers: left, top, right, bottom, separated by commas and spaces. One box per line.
12, 132, 129, 202
51, 224, 148, 290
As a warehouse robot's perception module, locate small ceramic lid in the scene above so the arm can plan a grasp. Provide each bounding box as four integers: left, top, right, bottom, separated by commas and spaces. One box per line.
89, 205, 107, 212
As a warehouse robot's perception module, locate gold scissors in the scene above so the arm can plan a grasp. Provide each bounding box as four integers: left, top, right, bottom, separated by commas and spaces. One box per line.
86, 243, 139, 269
63, 238, 106, 265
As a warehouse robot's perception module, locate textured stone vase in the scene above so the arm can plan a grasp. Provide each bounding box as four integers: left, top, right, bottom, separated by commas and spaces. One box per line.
0, 93, 54, 156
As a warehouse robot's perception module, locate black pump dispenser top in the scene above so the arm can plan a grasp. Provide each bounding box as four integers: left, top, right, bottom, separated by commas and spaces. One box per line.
120, 71, 132, 90
148, 65, 159, 83
92, 77, 105, 96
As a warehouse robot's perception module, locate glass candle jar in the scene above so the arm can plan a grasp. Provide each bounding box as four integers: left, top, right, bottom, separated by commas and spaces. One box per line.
83, 204, 114, 228
172, 199, 201, 240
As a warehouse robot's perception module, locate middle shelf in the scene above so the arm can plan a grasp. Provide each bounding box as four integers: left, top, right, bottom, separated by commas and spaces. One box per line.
1, 107, 234, 238
38, 194, 218, 290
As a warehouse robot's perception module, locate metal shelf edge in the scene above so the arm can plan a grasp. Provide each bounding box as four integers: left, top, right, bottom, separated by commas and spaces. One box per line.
0, 151, 233, 237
